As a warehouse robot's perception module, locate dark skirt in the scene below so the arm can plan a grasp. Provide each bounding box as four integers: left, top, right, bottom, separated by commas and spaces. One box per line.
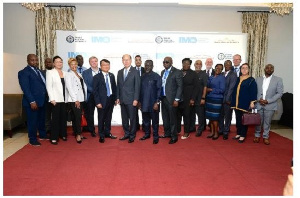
205, 96, 223, 121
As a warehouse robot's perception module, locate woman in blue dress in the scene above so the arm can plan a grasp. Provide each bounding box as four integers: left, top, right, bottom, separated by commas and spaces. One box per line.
205, 64, 226, 140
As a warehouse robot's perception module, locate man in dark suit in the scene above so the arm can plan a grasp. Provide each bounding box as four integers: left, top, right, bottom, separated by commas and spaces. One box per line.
134, 55, 145, 132
139, 60, 161, 144
41, 58, 53, 135
116, 54, 141, 143
18, 54, 48, 146
205, 58, 215, 77
219, 60, 237, 140
177, 58, 199, 140
82, 56, 100, 137
93, 59, 117, 143
232, 54, 242, 77
160, 56, 183, 144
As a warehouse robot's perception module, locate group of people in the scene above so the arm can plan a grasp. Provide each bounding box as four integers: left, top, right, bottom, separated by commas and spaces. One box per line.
18, 53, 283, 146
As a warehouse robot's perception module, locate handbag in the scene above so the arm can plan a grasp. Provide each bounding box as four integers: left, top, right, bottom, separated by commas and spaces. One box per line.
81, 110, 87, 127
242, 111, 261, 125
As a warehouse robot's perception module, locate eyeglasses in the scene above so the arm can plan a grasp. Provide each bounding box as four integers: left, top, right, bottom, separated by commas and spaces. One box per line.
163, 61, 170, 64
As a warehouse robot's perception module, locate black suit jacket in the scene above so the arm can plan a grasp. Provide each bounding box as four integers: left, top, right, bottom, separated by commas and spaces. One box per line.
181, 69, 200, 105
161, 66, 183, 104
117, 66, 141, 105
93, 71, 117, 109
134, 66, 145, 76
222, 70, 237, 103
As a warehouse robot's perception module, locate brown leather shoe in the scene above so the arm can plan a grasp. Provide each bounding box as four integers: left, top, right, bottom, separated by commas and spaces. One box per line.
263, 138, 270, 145
253, 137, 260, 143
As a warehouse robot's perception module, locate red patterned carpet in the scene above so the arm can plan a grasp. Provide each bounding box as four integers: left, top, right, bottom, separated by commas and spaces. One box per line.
3, 126, 293, 196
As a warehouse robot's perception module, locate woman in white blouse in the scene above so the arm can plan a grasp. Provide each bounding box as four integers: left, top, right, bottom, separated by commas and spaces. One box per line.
46, 56, 67, 145
65, 58, 87, 143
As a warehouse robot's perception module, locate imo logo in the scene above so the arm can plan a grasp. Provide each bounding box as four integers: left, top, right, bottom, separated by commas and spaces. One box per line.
66, 35, 75, 43
179, 37, 197, 43
155, 36, 163, 44
218, 53, 225, 60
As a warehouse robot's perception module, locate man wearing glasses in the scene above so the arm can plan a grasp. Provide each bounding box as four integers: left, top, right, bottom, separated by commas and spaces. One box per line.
159, 57, 183, 144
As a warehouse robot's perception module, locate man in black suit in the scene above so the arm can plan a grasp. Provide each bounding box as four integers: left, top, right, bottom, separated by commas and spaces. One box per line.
232, 54, 242, 77
160, 56, 183, 144
219, 60, 237, 140
116, 54, 141, 143
93, 59, 118, 143
134, 55, 145, 132
177, 58, 199, 140
205, 58, 215, 77
41, 58, 53, 135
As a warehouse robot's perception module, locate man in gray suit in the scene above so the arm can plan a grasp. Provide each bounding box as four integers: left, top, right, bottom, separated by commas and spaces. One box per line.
219, 60, 237, 140
159, 56, 183, 144
254, 64, 283, 145
116, 54, 141, 143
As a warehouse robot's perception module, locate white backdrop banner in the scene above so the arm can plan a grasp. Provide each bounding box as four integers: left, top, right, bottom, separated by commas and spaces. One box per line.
57, 30, 246, 125
57, 30, 247, 75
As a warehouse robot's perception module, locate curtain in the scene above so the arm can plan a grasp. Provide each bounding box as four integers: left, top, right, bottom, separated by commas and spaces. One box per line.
35, 7, 76, 69
242, 12, 269, 78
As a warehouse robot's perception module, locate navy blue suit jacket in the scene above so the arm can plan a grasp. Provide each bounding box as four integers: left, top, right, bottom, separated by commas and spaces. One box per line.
18, 65, 47, 107
82, 68, 100, 100
93, 72, 117, 109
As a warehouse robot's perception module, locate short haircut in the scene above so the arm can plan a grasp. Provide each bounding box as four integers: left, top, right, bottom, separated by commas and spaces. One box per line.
89, 56, 98, 62
215, 63, 223, 70
182, 58, 192, 65
224, 60, 232, 65
241, 63, 250, 70
53, 55, 62, 63
100, 59, 110, 65
135, 55, 141, 59
68, 58, 78, 65
265, 64, 274, 69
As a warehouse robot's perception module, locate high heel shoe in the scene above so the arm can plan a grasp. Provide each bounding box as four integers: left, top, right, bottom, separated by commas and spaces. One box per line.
212, 136, 219, 140
232, 135, 240, 140
207, 134, 214, 138
76, 135, 82, 144
238, 137, 245, 143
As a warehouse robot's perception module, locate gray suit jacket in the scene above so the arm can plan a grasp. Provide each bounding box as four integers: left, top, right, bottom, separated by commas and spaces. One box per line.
161, 66, 183, 104
255, 75, 284, 110
223, 70, 237, 103
117, 66, 141, 105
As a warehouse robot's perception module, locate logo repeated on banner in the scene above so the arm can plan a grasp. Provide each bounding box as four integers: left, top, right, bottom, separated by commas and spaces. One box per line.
66, 35, 75, 43
155, 36, 163, 44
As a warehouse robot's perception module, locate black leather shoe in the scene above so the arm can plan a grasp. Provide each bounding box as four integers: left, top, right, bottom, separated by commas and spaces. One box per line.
195, 131, 202, 137
212, 136, 219, 140
128, 138, 134, 143
76, 139, 82, 144
153, 139, 159, 144
119, 136, 129, 140
105, 134, 117, 139
238, 138, 245, 143
139, 136, 150, 140
50, 140, 58, 145
99, 137, 105, 143
169, 138, 178, 144
91, 132, 97, 137
223, 134, 228, 140
81, 136, 87, 139
159, 134, 171, 138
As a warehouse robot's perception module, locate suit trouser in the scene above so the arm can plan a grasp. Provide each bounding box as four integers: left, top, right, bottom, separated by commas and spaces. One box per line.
50, 102, 67, 141
86, 93, 96, 133
142, 111, 159, 140
195, 104, 206, 133
45, 102, 52, 132
219, 103, 233, 135
120, 103, 137, 139
161, 97, 178, 140
69, 102, 83, 136
24, 105, 46, 142
255, 109, 275, 139
97, 96, 115, 138
235, 109, 248, 138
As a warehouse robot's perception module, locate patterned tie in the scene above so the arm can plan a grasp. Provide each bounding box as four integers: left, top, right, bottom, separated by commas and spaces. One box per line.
106, 73, 110, 97
161, 69, 169, 96
34, 67, 45, 85
206, 70, 209, 76
124, 68, 128, 80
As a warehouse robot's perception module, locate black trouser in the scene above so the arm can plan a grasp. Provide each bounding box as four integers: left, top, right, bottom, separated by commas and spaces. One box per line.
86, 94, 96, 133
235, 109, 248, 138
45, 102, 52, 133
177, 102, 194, 133
161, 97, 178, 140
69, 102, 83, 136
50, 102, 67, 141
97, 96, 115, 138
219, 103, 233, 135
120, 103, 137, 139
195, 104, 206, 133
142, 111, 159, 140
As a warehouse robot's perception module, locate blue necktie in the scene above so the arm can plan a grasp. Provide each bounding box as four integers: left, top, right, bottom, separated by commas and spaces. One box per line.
106, 74, 110, 97
78, 67, 82, 74
34, 67, 45, 85
124, 69, 128, 80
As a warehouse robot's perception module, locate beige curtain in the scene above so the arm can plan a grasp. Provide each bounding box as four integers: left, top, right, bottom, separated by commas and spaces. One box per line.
242, 12, 269, 78
35, 7, 76, 69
